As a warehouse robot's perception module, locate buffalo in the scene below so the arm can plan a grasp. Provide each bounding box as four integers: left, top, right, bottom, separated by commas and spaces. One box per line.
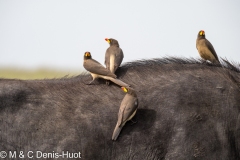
0, 57, 240, 160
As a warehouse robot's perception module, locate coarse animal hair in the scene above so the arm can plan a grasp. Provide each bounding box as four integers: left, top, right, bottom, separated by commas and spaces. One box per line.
0, 57, 240, 160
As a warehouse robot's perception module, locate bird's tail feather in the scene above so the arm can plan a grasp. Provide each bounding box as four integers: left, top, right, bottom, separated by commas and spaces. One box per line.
109, 78, 130, 87
112, 124, 123, 141
99, 76, 130, 87
214, 59, 221, 65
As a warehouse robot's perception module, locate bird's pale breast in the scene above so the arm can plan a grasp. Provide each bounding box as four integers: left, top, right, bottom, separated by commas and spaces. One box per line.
197, 40, 216, 61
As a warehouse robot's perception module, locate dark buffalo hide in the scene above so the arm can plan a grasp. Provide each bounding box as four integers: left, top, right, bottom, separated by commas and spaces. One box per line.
0, 58, 240, 160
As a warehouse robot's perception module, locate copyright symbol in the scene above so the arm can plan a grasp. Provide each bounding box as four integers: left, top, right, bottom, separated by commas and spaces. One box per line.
0, 151, 7, 158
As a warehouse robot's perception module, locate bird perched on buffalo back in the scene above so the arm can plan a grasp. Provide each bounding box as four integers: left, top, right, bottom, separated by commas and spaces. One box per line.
83, 52, 129, 87
105, 38, 124, 74
112, 87, 138, 141
196, 30, 220, 64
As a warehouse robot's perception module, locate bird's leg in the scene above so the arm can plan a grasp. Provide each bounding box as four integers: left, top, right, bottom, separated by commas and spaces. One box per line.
106, 80, 110, 85
200, 59, 208, 64
87, 79, 96, 85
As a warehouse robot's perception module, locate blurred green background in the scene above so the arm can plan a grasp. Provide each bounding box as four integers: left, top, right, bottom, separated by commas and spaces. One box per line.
0, 68, 81, 79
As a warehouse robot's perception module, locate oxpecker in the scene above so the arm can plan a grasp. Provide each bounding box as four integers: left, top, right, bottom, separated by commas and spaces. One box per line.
105, 38, 124, 74
83, 52, 129, 87
112, 87, 138, 141
196, 30, 220, 64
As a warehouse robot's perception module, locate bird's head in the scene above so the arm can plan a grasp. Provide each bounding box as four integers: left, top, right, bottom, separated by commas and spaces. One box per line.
121, 87, 137, 96
199, 30, 205, 36
198, 30, 205, 37
105, 38, 111, 44
84, 51, 92, 59
105, 38, 119, 46
121, 86, 129, 93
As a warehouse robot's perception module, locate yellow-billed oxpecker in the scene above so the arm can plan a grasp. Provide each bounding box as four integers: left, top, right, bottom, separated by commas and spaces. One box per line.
105, 38, 124, 74
83, 52, 129, 87
112, 87, 138, 141
196, 30, 220, 64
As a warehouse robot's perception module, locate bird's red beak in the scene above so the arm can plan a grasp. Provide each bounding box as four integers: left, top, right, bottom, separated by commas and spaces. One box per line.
105, 38, 110, 43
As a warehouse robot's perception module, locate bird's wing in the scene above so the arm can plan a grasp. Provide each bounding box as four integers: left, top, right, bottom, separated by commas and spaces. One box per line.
114, 48, 124, 72
112, 122, 123, 140
108, 78, 130, 87
105, 46, 124, 73
196, 39, 199, 49
84, 59, 116, 78
112, 96, 137, 141
205, 39, 219, 61
117, 103, 126, 127
105, 48, 111, 69
117, 95, 138, 127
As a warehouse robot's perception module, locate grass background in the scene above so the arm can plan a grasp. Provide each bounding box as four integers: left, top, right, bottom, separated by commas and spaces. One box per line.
0, 68, 81, 79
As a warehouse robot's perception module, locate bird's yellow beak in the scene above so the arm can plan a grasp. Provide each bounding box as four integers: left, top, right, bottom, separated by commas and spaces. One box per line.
200, 30, 205, 36
105, 38, 110, 44
121, 87, 128, 93
85, 52, 91, 57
